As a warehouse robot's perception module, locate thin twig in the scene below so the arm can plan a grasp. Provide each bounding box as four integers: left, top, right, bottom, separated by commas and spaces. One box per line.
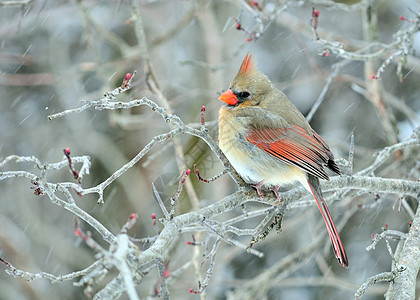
306, 60, 349, 122
152, 182, 170, 219
169, 169, 191, 220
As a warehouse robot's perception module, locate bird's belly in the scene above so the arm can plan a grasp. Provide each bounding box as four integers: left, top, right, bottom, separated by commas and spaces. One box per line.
220, 137, 305, 188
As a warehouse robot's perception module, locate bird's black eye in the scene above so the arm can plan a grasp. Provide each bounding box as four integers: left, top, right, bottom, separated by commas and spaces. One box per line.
236, 91, 250, 100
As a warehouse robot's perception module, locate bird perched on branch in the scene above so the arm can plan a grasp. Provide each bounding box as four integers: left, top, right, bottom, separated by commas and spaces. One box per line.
218, 54, 348, 268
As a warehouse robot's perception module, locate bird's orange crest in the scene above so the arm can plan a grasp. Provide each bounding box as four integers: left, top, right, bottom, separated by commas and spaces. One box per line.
239, 53, 255, 75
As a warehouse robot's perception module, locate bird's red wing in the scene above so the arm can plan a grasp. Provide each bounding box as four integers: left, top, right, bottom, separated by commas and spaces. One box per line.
246, 125, 334, 180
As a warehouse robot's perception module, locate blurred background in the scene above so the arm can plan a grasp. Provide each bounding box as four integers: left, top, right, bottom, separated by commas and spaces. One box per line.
0, 0, 419, 299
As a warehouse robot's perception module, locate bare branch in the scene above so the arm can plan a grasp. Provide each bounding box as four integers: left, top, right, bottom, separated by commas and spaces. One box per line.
354, 266, 406, 300
0, 257, 101, 283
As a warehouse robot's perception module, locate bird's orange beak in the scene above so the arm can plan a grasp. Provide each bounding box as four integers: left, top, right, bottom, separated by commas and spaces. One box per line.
219, 89, 238, 106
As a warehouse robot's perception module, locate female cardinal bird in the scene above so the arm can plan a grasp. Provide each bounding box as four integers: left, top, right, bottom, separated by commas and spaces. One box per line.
218, 54, 348, 268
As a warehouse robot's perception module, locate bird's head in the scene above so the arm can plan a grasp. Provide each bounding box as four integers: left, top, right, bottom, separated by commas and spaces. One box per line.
219, 54, 273, 108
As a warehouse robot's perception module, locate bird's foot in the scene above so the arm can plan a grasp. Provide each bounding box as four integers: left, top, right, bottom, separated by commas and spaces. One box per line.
252, 180, 265, 199
272, 185, 282, 205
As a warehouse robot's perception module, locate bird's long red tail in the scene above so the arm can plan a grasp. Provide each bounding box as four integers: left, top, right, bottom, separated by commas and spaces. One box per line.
307, 176, 348, 268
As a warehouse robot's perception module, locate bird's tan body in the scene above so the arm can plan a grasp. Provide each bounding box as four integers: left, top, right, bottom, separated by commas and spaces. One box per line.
219, 104, 309, 190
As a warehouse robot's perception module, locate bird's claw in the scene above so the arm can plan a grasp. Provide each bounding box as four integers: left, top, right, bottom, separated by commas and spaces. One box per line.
252, 180, 265, 199
272, 185, 282, 206
252, 182, 282, 205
